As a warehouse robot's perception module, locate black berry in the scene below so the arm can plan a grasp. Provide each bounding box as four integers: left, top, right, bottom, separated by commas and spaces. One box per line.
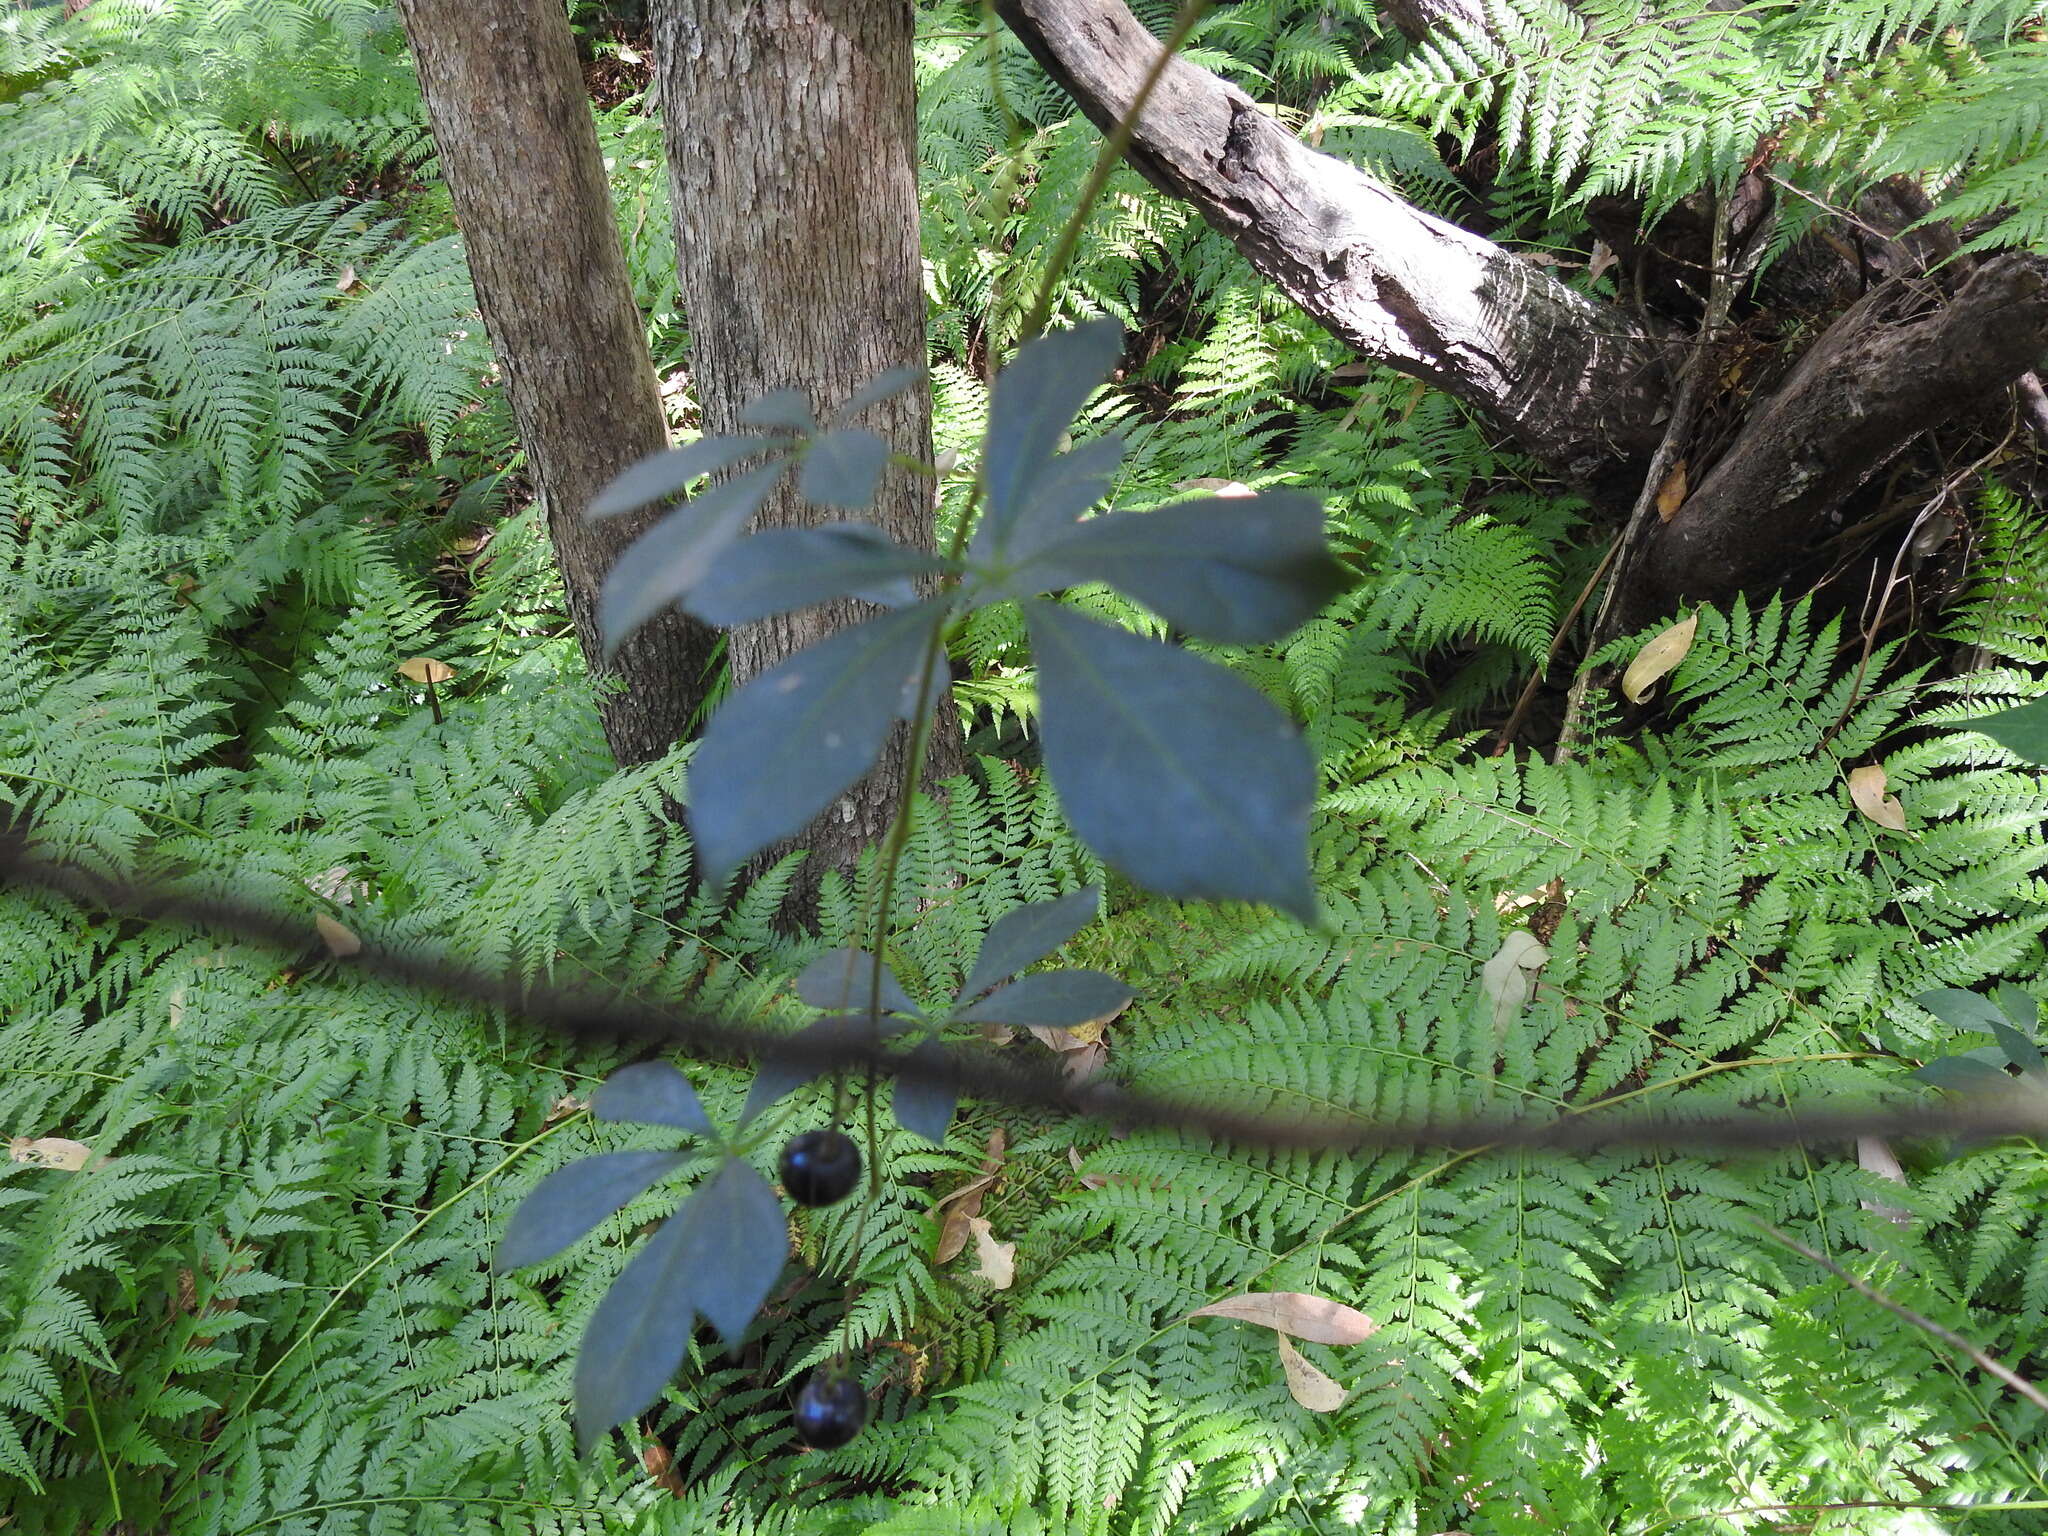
792, 1370, 867, 1449
779, 1129, 861, 1207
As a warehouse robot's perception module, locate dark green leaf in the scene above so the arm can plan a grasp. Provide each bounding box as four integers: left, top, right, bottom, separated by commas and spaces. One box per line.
591, 1061, 712, 1134
597, 462, 783, 656
495, 1150, 687, 1273
740, 388, 818, 432
1996, 984, 2040, 1031
1979, 696, 2048, 764
796, 948, 919, 1017
1990, 1019, 2045, 1074
799, 430, 891, 509
689, 601, 943, 876
958, 886, 1102, 1001
1915, 987, 2009, 1036
1012, 491, 1346, 643
958, 969, 1132, 1028
981, 320, 1123, 555
835, 365, 926, 421
892, 1041, 957, 1143
972, 433, 1126, 564
572, 1157, 787, 1450
1026, 600, 1317, 922
588, 437, 767, 520
686, 524, 944, 627
1912, 1055, 2014, 1092
738, 1014, 881, 1127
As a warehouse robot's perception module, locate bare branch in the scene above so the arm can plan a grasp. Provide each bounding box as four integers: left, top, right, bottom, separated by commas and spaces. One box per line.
995, 0, 1677, 484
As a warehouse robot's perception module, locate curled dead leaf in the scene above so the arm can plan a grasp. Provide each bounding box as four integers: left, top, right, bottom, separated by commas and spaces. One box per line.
1481, 930, 1549, 1035
1277, 1334, 1348, 1412
1173, 477, 1256, 498
1621, 613, 1698, 704
1187, 1291, 1377, 1344
968, 1216, 1015, 1289
1067, 1146, 1109, 1190
1848, 764, 1908, 831
936, 1128, 1007, 1265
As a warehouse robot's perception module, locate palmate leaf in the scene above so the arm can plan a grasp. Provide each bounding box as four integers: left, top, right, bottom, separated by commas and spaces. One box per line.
1980, 696, 2048, 764
739, 1013, 908, 1127
796, 948, 920, 1017
596, 461, 784, 655
739, 388, 818, 432
1012, 490, 1346, 644
892, 1040, 957, 1144
798, 429, 890, 509
957, 886, 1102, 1000
980, 319, 1124, 557
958, 969, 1132, 1028
686, 523, 944, 626
494, 1150, 689, 1273
1025, 600, 1317, 923
973, 433, 1128, 563
591, 1061, 712, 1134
573, 1156, 787, 1451
587, 436, 772, 519
687, 600, 945, 877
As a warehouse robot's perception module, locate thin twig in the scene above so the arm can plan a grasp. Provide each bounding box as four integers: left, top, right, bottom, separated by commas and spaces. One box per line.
1754, 1221, 2048, 1414
8, 830, 2048, 1157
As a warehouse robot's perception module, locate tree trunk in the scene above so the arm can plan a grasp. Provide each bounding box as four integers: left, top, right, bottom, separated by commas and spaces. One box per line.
394, 0, 717, 769
652, 0, 964, 881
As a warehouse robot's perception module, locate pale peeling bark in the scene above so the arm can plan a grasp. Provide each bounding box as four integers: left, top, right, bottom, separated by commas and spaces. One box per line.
997, 0, 1678, 485
395, 0, 716, 768
1647, 254, 2048, 603
653, 0, 962, 882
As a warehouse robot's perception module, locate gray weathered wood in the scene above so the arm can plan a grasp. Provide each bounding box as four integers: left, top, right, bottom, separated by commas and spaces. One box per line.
997, 0, 1679, 486
394, 0, 716, 769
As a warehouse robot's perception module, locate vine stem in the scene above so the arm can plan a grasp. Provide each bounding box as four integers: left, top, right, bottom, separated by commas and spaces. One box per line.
856, 0, 1212, 1141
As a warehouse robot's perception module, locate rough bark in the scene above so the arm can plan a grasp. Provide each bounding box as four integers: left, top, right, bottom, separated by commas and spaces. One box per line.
394, 0, 715, 768
652, 0, 964, 882
1645, 254, 2048, 604
996, 0, 1678, 488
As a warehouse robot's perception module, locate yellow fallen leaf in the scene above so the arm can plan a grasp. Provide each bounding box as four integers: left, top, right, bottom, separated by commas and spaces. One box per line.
1621, 613, 1698, 704
1849, 764, 1908, 831
315, 914, 362, 958
1187, 1291, 1378, 1344
1277, 1334, 1348, 1412
1654, 459, 1688, 521
398, 656, 455, 685
9, 1136, 92, 1171
968, 1217, 1015, 1289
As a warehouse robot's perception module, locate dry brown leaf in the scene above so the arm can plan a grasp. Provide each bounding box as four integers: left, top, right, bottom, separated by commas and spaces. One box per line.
1187, 1291, 1378, 1344
315, 913, 362, 958
936, 1129, 1007, 1264
1654, 459, 1688, 521
641, 1441, 686, 1496
543, 1093, 589, 1127
9, 1136, 92, 1171
1173, 477, 1256, 498
1621, 613, 1698, 704
968, 1217, 1015, 1289
1587, 241, 1619, 283
1067, 1146, 1110, 1190
398, 656, 455, 685
1277, 1334, 1348, 1412
1849, 764, 1908, 831
1058, 1040, 1109, 1083
1330, 361, 1376, 380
